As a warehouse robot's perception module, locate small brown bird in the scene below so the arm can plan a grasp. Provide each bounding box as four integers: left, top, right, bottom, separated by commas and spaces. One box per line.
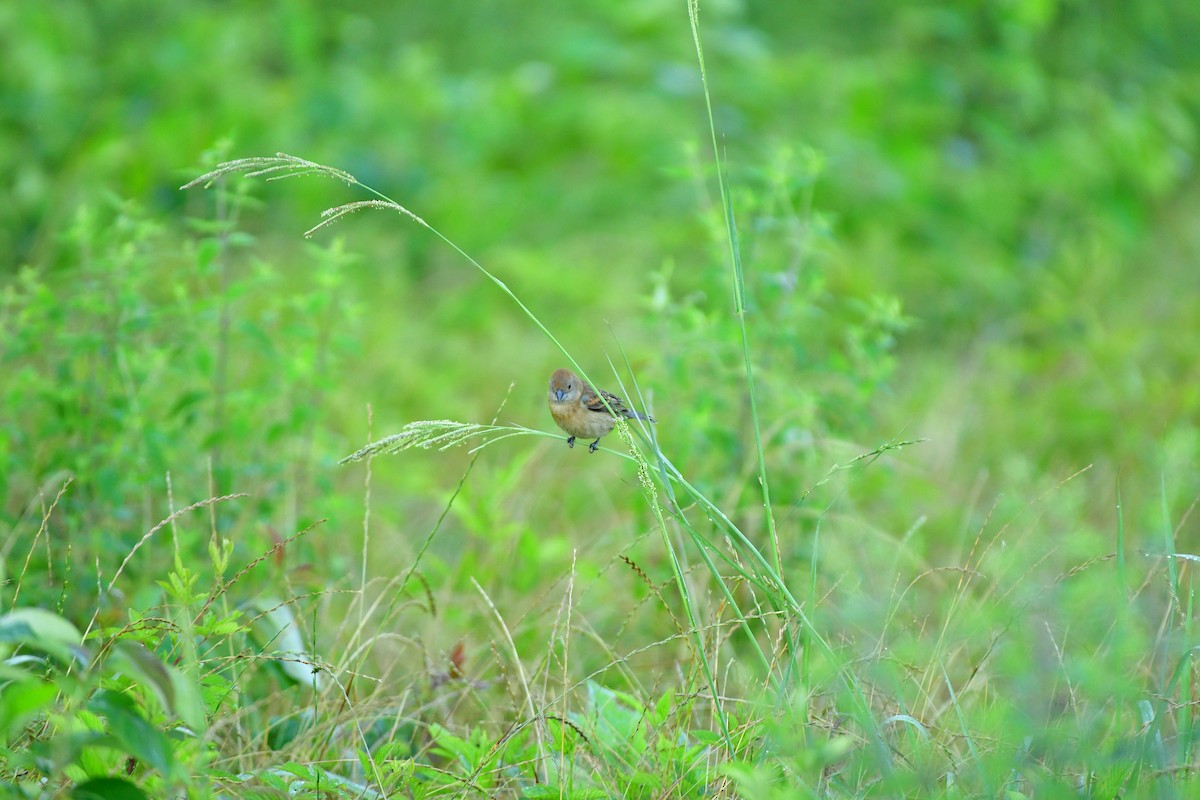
547, 368, 654, 453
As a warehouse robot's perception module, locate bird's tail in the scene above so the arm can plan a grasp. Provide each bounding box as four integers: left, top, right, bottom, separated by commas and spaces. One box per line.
623, 410, 655, 423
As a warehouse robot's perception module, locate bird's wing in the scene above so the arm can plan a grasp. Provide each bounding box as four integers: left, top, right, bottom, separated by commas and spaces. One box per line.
584, 386, 654, 422
590, 389, 633, 416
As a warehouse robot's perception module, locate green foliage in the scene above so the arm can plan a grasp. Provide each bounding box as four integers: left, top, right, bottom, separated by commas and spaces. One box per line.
0, 189, 360, 617
3, 0, 1200, 797
0, 608, 209, 798
567, 682, 713, 797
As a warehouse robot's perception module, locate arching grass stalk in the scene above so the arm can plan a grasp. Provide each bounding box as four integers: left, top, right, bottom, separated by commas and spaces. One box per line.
184, 156, 598, 385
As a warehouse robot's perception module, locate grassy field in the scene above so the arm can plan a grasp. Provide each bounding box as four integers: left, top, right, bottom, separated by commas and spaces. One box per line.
3, 1, 1199, 797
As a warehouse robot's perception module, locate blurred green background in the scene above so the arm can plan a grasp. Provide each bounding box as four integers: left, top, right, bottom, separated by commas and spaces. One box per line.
4, 0, 1200, 793
3, 0, 1198, 651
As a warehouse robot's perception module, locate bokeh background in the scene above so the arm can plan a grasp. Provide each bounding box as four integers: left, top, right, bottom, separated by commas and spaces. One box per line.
6, 0, 1197, 560
2, 0, 1200, 791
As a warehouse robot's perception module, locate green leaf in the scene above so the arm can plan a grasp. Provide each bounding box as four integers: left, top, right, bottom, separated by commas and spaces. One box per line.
26, 730, 108, 776
428, 722, 480, 766
106, 642, 173, 710
70, 778, 149, 800
88, 690, 177, 777
652, 691, 673, 726
106, 640, 207, 731
0, 679, 58, 738
165, 665, 207, 732
584, 682, 647, 758
277, 761, 317, 780
0, 608, 87, 664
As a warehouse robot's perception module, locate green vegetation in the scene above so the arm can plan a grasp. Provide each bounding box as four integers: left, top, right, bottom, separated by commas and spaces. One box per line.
3, 0, 1199, 797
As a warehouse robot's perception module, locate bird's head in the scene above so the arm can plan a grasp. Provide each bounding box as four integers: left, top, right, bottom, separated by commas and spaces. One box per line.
548, 368, 581, 404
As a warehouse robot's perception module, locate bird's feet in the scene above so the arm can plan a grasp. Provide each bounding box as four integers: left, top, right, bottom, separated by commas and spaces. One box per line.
566, 436, 576, 449
588, 439, 601, 453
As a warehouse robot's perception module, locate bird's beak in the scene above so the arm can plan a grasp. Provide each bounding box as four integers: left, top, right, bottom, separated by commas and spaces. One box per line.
555, 389, 566, 402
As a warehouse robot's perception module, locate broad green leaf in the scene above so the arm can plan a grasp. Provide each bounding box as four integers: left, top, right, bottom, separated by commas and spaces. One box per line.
106, 640, 207, 731
70, 778, 149, 800
106, 642, 173, 709
88, 690, 176, 778
0, 608, 87, 664
0, 679, 58, 738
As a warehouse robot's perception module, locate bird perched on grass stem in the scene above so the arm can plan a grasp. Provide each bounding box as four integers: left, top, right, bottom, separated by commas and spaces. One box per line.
547, 368, 654, 453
